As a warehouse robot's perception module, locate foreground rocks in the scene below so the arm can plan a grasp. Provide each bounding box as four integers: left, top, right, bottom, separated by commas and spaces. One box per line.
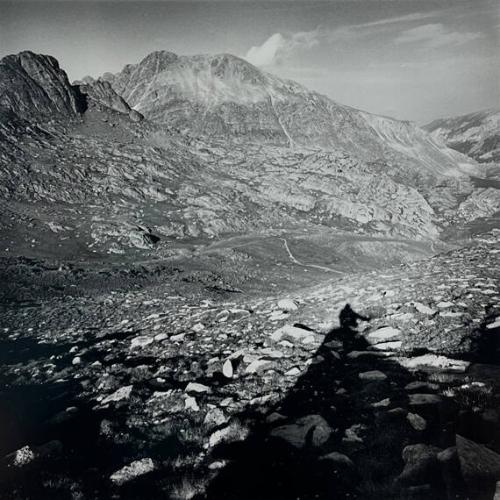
0, 229, 499, 499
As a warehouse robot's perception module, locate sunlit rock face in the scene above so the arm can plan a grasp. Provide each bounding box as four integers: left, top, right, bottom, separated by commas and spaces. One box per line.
425, 109, 500, 163
102, 51, 475, 178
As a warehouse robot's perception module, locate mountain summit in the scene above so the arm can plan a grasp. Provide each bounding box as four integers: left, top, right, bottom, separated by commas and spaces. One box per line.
100, 51, 474, 177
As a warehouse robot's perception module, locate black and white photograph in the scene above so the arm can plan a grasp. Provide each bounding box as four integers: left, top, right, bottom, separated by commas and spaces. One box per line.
0, 0, 499, 498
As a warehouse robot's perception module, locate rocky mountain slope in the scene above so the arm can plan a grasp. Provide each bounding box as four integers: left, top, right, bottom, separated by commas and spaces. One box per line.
425, 109, 500, 163
2, 50, 499, 267
100, 51, 474, 179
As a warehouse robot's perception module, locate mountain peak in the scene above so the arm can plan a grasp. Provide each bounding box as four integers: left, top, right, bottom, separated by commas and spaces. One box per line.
0, 50, 84, 120
138, 50, 179, 69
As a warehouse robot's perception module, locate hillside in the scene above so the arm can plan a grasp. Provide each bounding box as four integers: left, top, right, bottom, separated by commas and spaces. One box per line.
100, 51, 475, 178
425, 109, 500, 163
2, 50, 499, 270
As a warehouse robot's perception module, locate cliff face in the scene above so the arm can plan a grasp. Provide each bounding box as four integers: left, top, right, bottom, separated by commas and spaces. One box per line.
425, 109, 500, 163
0, 51, 85, 120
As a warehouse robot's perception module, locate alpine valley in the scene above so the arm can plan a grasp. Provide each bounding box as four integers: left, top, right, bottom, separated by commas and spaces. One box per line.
1, 50, 500, 500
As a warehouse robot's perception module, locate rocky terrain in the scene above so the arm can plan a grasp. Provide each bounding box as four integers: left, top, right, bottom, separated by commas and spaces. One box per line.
1, 229, 500, 499
1, 49, 500, 499
425, 109, 500, 164
1, 51, 499, 262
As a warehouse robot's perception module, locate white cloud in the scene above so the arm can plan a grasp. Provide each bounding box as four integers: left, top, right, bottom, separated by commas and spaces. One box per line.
245, 29, 321, 67
395, 23, 481, 48
353, 11, 437, 29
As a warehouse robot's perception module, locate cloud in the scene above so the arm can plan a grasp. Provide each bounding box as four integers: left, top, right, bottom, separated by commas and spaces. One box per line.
353, 11, 437, 29
394, 23, 481, 48
245, 29, 321, 66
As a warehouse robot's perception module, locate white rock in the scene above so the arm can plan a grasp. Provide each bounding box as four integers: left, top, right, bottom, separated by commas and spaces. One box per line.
259, 348, 285, 359
72, 356, 82, 365
222, 359, 233, 378
277, 298, 298, 312
110, 458, 155, 485
372, 398, 391, 407
102, 385, 133, 405
440, 311, 464, 318
154, 333, 168, 342
414, 302, 436, 315
130, 336, 154, 349
184, 395, 200, 411
437, 301, 454, 308
269, 311, 289, 321
192, 323, 205, 333
208, 460, 227, 470
486, 318, 500, 329
185, 382, 211, 394
399, 354, 469, 373
270, 325, 315, 344
209, 424, 248, 448
366, 327, 402, 344
371, 341, 402, 351
170, 333, 185, 342
13, 446, 35, 467
285, 367, 301, 376
245, 359, 273, 374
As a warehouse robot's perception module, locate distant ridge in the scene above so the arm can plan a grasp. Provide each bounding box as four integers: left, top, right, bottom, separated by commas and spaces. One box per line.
425, 108, 500, 163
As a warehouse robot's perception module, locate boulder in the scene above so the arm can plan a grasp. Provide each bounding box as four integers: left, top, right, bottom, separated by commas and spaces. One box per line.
277, 298, 298, 312
407, 413, 427, 431
222, 359, 234, 378
398, 443, 441, 486
270, 325, 316, 344
129, 109, 144, 122
456, 434, 500, 487
413, 302, 436, 315
399, 354, 469, 373
366, 327, 401, 344
110, 458, 156, 486
185, 382, 211, 394
245, 359, 273, 374
101, 385, 133, 405
270, 415, 332, 449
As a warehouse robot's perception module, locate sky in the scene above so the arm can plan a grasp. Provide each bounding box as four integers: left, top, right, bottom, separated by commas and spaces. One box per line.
0, 0, 498, 124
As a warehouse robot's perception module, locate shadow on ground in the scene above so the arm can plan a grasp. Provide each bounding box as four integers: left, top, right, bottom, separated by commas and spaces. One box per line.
204, 307, 499, 500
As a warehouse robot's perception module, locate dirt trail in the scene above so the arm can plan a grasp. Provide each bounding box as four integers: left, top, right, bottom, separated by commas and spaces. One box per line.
279, 237, 343, 274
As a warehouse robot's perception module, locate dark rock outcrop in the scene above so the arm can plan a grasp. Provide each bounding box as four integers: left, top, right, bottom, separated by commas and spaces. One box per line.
74, 79, 144, 121
0, 51, 84, 121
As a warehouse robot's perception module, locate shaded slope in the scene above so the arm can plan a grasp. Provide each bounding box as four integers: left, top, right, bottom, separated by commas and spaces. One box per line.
425, 109, 500, 163
0, 51, 85, 121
